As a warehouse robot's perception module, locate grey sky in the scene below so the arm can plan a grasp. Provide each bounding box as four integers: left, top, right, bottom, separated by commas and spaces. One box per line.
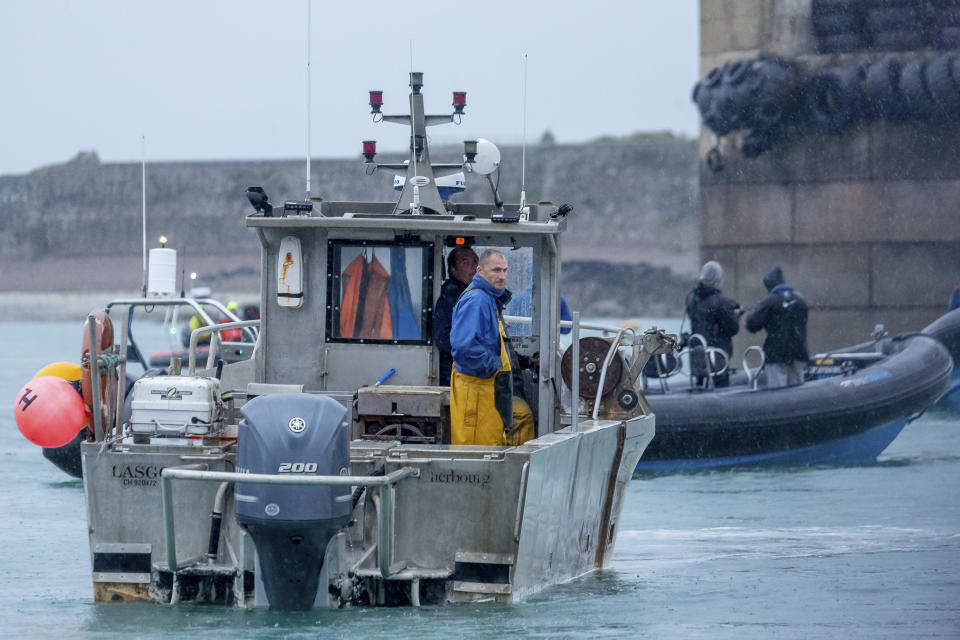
1, 0, 699, 176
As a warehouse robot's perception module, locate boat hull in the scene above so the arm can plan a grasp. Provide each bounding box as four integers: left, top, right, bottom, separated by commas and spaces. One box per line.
638, 333, 951, 472
922, 309, 960, 411
636, 417, 908, 471
81, 414, 654, 607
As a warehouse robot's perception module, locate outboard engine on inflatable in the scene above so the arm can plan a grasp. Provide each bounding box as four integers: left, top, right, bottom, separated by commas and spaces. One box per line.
235, 393, 351, 611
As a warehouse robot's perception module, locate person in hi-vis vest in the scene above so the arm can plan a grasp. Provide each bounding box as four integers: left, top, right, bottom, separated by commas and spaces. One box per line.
449, 249, 535, 446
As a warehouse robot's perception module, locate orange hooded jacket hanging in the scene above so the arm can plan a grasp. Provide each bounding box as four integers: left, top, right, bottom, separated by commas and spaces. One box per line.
340, 253, 393, 339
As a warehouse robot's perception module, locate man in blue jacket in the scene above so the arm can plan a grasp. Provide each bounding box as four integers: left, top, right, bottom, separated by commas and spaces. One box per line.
746, 265, 809, 388
449, 249, 533, 445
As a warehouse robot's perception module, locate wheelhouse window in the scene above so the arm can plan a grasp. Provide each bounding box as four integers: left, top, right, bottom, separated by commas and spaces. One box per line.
327, 239, 433, 343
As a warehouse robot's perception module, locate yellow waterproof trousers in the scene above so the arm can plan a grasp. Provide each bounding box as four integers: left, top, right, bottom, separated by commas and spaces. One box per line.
450, 319, 535, 446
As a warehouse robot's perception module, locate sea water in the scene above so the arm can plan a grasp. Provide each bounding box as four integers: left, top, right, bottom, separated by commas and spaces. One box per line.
2, 321, 958, 639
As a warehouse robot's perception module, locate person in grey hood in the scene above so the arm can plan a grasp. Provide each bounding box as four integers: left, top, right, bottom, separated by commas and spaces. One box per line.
684, 260, 741, 387
746, 265, 809, 387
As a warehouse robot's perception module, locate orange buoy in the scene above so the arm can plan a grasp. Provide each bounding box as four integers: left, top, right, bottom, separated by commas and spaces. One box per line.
34, 361, 82, 381
14, 376, 86, 447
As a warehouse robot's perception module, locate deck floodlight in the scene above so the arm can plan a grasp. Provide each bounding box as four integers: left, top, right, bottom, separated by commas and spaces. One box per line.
159, 235, 167, 248
409, 71, 423, 94
369, 90, 383, 114
362, 140, 377, 163
453, 91, 467, 114
464, 140, 478, 163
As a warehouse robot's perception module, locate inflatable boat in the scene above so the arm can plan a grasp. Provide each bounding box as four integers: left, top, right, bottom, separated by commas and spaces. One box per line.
922, 308, 960, 411
637, 329, 952, 472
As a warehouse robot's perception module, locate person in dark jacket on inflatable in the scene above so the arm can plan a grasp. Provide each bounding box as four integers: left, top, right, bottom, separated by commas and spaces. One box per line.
685, 260, 742, 387
432, 246, 479, 386
746, 265, 809, 388
449, 249, 534, 446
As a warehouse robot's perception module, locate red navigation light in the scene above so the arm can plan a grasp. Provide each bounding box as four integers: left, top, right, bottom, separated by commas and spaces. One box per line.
452, 91, 467, 114
362, 140, 377, 163
369, 90, 383, 114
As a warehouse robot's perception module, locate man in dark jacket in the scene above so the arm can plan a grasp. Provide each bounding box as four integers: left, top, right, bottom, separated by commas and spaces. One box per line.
685, 260, 741, 387
433, 246, 478, 385
746, 265, 809, 388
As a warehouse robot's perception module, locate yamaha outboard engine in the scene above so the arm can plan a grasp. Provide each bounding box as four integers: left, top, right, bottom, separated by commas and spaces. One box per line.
235, 393, 351, 611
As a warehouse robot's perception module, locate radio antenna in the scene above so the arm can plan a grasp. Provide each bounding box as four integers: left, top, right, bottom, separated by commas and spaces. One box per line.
140, 135, 147, 298
305, 0, 312, 199
410, 41, 417, 178
520, 53, 528, 211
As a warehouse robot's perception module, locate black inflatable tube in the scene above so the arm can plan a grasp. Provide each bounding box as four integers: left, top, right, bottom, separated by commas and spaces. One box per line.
643, 333, 952, 462
922, 307, 960, 361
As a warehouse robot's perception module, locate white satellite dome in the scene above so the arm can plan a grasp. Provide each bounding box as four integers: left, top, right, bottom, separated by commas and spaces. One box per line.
469, 138, 501, 176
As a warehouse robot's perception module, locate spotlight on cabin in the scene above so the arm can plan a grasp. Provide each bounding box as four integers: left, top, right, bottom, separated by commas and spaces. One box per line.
464, 140, 478, 164
369, 90, 383, 114
409, 71, 423, 94
362, 140, 377, 163
246, 186, 273, 216
159, 235, 168, 248
452, 91, 467, 115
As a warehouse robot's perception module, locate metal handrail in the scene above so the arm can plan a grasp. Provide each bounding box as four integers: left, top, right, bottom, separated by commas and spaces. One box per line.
160, 466, 420, 579
87, 317, 104, 441
188, 319, 261, 375
503, 314, 640, 342
571, 312, 580, 433
742, 345, 766, 390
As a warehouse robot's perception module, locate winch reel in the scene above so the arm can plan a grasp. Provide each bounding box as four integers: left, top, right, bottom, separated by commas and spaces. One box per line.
560, 328, 679, 418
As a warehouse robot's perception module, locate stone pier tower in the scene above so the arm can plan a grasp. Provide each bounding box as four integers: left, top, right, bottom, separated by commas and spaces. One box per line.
698, 0, 960, 355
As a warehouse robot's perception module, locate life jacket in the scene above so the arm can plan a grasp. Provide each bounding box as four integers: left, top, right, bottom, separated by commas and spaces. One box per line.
339, 254, 393, 339
218, 318, 242, 342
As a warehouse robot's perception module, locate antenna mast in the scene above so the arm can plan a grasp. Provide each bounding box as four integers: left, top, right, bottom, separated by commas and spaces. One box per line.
520, 53, 528, 211
140, 135, 147, 298
305, 0, 312, 199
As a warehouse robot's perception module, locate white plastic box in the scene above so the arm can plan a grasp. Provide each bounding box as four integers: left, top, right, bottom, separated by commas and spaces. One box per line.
129, 376, 223, 436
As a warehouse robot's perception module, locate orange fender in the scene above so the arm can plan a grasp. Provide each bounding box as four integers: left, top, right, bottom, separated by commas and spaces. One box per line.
80, 309, 113, 431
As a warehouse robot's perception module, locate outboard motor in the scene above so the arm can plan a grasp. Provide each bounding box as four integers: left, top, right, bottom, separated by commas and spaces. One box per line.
235, 393, 351, 611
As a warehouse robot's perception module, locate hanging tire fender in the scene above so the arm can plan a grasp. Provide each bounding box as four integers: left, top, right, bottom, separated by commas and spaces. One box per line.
899, 58, 938, 121
924, 54, 960, 116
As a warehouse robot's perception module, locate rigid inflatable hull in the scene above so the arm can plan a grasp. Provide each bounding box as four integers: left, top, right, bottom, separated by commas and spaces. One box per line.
922, 309, 960, 411
639, 334, 952, 471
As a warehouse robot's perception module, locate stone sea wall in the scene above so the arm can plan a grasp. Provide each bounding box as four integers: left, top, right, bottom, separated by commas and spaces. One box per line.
0, 140, 699, 319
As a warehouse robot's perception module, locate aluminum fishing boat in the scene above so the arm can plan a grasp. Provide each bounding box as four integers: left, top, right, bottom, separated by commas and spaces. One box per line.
77, 72, 675, 610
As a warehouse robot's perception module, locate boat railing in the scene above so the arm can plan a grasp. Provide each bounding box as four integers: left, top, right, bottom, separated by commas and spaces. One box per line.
503, 315, 642, 342
679, 333, 729, 390
642, 352, 684, 394
742, 345, 766, 390
188, 320, 261, 375
160, 465, 420, 580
